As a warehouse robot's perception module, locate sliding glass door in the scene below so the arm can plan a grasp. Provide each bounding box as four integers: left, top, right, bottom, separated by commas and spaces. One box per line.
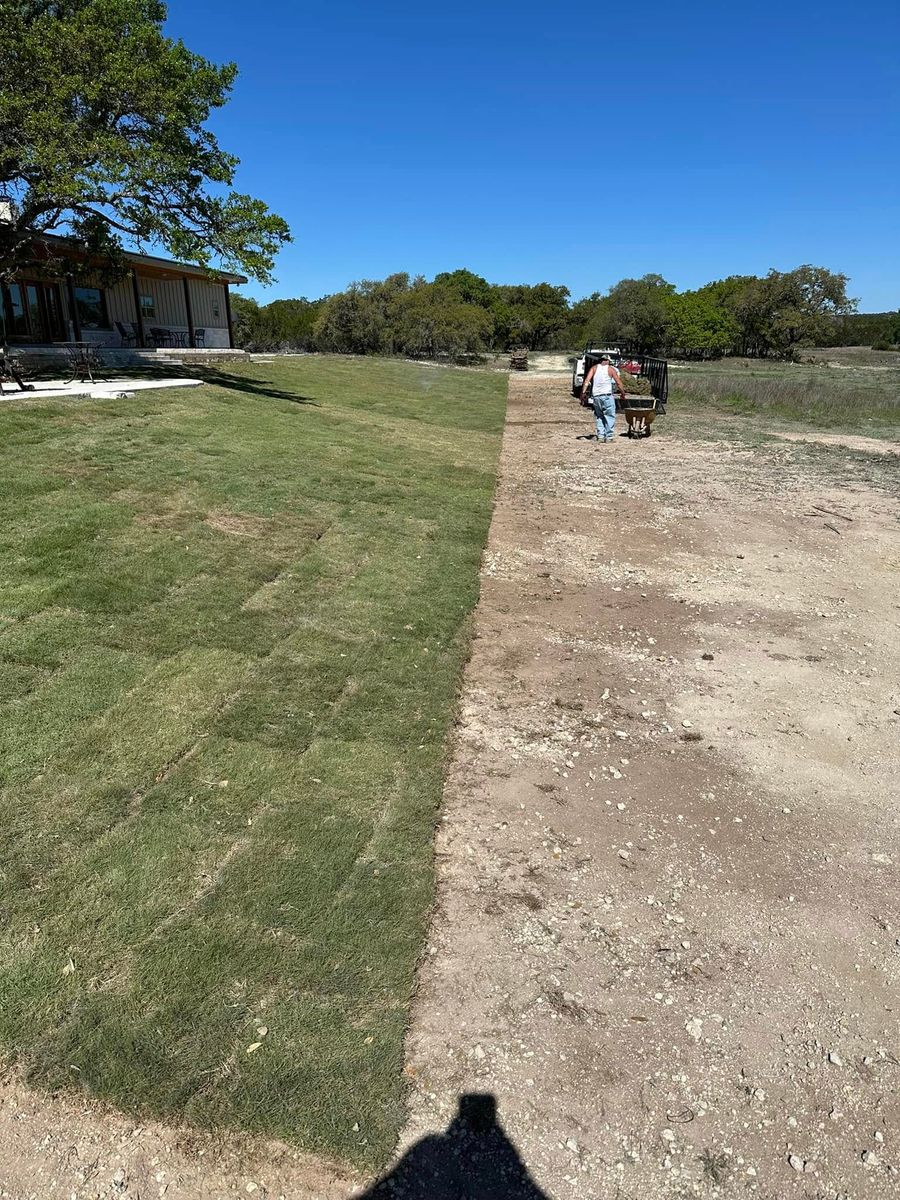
2, 282, 65, 343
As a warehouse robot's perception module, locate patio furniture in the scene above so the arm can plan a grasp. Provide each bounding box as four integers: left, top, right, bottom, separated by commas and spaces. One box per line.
148, 326, 175, 348
194, 328, 206, 348
57, 341, 109, 384
116, 321, 138, 348
0, 350, 35, 395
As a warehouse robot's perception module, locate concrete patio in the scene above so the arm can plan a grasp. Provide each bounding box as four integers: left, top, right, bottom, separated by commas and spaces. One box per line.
1, 376, 204, 400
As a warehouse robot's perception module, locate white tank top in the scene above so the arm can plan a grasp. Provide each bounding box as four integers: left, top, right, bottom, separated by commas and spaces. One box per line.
592, 364, 613, 395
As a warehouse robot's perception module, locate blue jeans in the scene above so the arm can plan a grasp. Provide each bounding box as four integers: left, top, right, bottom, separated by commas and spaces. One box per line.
593, 393, 616, 440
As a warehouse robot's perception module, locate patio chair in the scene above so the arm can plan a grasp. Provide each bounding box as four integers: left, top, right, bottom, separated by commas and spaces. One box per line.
194, 328, 206, 348
149, 326, 175, 348
116, 321, 138, 347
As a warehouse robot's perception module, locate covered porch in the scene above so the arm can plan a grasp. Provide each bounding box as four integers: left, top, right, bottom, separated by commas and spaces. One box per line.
1, 249, 246, 352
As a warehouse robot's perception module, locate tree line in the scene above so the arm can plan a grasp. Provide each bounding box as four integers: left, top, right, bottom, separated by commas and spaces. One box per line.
232, 266, 899, 361
231, 270, 571, 360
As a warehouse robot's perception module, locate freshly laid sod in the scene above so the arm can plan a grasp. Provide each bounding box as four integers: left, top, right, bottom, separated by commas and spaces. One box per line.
0, 356, 506, 1166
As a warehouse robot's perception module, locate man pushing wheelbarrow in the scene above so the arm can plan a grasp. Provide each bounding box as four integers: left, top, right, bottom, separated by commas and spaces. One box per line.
579, 349, 668, 441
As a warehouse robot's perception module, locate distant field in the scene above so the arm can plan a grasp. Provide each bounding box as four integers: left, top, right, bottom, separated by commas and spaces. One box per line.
671, 354, 900, 432
0, 357, 506, 1167
802, 345, 900, 367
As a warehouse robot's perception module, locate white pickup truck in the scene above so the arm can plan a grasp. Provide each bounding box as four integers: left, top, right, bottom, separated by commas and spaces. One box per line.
571, 346, 622, 400
572, 346, 646, 401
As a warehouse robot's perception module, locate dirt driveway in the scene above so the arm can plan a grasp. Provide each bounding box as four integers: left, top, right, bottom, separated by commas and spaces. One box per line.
400, 374, 900, 1198
1, 373, 898, 1198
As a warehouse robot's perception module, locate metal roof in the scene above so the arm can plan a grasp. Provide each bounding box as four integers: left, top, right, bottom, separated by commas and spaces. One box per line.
35, 234, 248, 285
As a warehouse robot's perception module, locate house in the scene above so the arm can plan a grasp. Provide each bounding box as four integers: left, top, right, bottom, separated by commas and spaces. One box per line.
1, 237, 246, 351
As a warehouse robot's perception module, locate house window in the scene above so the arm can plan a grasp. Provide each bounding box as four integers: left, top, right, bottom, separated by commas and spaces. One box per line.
73, 286, 110, 330
140, 294, 156, 319
3, 284, 28, 336
212, 296, 221, 319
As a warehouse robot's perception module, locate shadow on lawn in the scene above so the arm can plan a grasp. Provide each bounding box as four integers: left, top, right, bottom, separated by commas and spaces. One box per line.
357, 1094, 551, 1199
197, 368, 320, 406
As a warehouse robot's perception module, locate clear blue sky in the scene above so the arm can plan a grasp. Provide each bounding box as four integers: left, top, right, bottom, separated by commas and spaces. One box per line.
165, 0, 899, 310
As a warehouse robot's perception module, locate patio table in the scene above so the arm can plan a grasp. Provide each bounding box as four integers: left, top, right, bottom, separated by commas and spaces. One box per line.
55, 341, 109, 384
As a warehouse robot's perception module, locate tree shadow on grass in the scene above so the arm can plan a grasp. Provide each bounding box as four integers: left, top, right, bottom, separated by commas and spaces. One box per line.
196, 368, 320, 406
357, 1094, 551, 1199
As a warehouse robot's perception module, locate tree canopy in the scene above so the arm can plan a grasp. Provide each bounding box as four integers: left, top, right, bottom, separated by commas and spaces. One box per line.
0, 0, 290, 283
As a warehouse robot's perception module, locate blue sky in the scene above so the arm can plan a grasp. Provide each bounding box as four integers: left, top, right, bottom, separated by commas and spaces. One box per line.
165, 0, 899, 309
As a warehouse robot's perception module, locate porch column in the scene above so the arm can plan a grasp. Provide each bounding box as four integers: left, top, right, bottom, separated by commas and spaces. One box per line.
130, 270, 146, 348
223, 281, 234, 349
182, 276, 196, 348
66, 275, 82, 341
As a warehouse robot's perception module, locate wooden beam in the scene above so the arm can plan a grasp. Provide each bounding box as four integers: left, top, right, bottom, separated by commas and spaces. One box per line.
223, 282, 234, 349
182, 276, 196, 349
131, 271, 146, 348
65, 275, 81, 341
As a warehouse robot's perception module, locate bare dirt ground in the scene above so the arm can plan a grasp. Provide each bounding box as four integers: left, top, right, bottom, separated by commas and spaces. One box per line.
401, 375, 900, 1198
1, 373, 898, 1199
769, 430, 899, 456
0, 1078, 360, 1199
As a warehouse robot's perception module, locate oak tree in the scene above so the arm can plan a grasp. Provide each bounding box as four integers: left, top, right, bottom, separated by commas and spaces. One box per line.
0, 0, 290, 283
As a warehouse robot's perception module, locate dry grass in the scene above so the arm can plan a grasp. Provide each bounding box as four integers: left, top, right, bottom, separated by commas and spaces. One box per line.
672, 357, 900, 432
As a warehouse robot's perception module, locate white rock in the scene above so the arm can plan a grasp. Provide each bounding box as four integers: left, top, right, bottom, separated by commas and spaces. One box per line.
862, 1150, 879, 1166
788, 1154, 805, 1172
828, 1051, 843, 1066
685, 1017, 703, 1041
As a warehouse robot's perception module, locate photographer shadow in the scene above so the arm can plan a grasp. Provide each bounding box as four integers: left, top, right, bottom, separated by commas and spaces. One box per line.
357, 1093, 551, 1199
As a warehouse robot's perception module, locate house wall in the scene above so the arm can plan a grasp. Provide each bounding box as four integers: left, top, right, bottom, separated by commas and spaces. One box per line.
105, 277, 136, 326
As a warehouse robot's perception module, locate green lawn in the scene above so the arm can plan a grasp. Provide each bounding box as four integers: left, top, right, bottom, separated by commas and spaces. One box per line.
0, 356, 506, 1167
